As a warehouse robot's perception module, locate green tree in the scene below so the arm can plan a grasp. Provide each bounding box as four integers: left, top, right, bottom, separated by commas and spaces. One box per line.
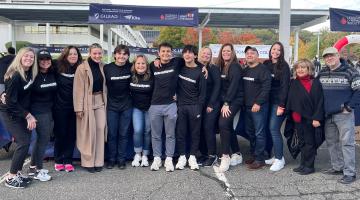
156, 27, 186, 48
252, 29, 277, 45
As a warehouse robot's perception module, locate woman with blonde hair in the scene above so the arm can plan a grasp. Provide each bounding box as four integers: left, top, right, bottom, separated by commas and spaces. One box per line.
73, 43, 107, 173
286, 59, 324, 175
129, 55, 153, 167
0, 47, 38, 188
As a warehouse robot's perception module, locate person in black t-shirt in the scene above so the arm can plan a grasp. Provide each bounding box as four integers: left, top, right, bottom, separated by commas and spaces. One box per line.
104, 45, 133, 169
53, 46, 82, 173
129, 55, 153, 168
27, 49, 56, 181
0, 47, 38, 188
175, 45, 206, 170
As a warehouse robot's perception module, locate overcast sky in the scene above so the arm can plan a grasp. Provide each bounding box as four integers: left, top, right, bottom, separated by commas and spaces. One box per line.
110, 0, 360, 32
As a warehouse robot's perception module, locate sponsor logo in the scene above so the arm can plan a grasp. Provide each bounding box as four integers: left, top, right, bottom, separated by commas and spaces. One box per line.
124, 15, 140, 20
111, 75, 131, 80
94, 13, 100, 19
24, 80, 33, 90
178, 75, 196, 83
341, 17, 347, 25
154, 69, 174, 75
130, 83, 151, 88
196, 114, 201, 118
221, 75, 226, 78
40, 82, 57, 88
243, 77, 255, 81
95, 13, 118, 19
60, 73, 74, 78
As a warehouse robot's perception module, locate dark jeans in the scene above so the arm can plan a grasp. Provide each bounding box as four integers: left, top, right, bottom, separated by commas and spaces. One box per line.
200, 103, 220, 156
295, 120, 316, 169
31, 112, 53, 169
53, 108, 76, 164
218, 103, 241, 155
245, 103, 269, 162
267, 104, 285, 159
176, 104, 202, 155
107, 108, 132, 162
0, 111, 31, 174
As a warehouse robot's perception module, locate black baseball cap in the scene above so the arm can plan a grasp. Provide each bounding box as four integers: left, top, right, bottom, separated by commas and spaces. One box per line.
37, 49, 52, 59
244, 46, 258, 54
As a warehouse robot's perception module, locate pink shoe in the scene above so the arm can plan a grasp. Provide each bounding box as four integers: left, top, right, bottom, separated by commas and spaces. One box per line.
55, 164, 65, 171
65, 164, 75, 172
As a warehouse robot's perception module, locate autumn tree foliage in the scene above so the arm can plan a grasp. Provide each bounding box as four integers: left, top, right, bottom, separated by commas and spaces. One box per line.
217, 31, 262, 44
181, 27, 217, 46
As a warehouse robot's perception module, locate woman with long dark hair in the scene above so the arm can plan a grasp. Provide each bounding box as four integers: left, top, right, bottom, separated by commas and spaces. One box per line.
0, 47, 38, 188
216, 43, 244, 172
263, 42, 290, 172
53, 46, 82, 173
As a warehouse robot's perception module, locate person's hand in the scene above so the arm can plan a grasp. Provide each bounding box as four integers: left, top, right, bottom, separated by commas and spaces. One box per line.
312, 120, 321, 128
206, 107, 213, 113
221, 105, 231, 118
276, 106, 285, 116
251, 103, 260, 112
154, 59, 161, 68
202, 66, 208, 79
1, 93, 6, 104
26, 113, 37, 131
173, 94, 177, 101
76, 111, 84, 119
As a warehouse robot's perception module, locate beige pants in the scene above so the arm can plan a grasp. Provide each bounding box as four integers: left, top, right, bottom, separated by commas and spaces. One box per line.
81, 94, 106, 167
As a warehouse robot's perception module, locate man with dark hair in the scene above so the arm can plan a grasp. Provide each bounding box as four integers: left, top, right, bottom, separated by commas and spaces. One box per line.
319, 47, 359, 184
0, 47, 16, 93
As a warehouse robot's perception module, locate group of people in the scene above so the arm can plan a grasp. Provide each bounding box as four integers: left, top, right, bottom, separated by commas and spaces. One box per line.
0, 40, 358, 189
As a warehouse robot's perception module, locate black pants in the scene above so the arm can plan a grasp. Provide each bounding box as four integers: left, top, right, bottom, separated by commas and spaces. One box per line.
176, 104, 202, 155
199, 103, 220, 156
218, 103, 241, 155
295, 120, 316, 169
0, 111, 31, 174
30, 112, 53, 169
53, 108, 76, 164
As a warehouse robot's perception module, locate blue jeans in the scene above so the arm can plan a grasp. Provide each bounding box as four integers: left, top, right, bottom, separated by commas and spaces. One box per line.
245, 103, 269, 162
107, 108, 132, 162
267, 104, 285, 159
132, 108, 151, 156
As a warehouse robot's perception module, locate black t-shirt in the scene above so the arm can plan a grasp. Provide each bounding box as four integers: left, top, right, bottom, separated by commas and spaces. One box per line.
54, 64, 77, 110
31, 70, 57, 114
104, 61, 132, 112
0, 71, 33, 118
130, 75, 154, 111
150, 57, 184, 105
220, 62, 244, 105
243, 63, 272, 107
88, 58, 103, 93
177, 65, 206, 106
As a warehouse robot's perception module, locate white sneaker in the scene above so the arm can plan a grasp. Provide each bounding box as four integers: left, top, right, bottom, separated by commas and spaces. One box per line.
131, 154, 142, 167
164, 157, 174, 172
218, 155, 231, 172
188, 155, 199, 170
265, 157, 275, 165
230, 153, 243, 166
141, 155, 149, 167
34, 169, 51, 182
150, 156, 162, 171
175, 155, 187, 170
269, 157, 285, 172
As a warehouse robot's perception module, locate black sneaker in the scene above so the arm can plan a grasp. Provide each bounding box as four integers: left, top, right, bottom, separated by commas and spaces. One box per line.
203, 155, 218, 167
28, 167, 37, 176
298, 167, 315, 175
94, 167, 103, 172
84, 167, 95, 173
106, 161, 115, 169
5, 175, 27, 189
338, 175, 356, 184
322, 168, 343, 175
293, 165, 305, 173
17, 172, 32, 184
118, 161, 126, 170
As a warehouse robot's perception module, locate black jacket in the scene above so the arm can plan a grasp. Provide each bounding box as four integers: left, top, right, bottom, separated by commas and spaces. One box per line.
0, 55, 15, 84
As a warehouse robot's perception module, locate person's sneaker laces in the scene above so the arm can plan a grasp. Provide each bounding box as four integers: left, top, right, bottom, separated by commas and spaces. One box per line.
203, 155, 218, 167
28, 167, 37, 176
269, 157, 285, 172
141, 155, 149, 167
230, 153, 243, 166
265, 157, 275, 165
164, 157, 174, 172
5, 174, 27, 189
65, 164, 75, 172
175, 155, 187, 170
54, 164, 65, 171
34, 169, 51, 182
150, 157, 162, 171
188, 155, 199, 170
132, 154, 142, 167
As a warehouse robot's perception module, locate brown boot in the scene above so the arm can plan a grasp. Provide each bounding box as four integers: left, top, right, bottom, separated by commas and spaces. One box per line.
247, 162, 265, 170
